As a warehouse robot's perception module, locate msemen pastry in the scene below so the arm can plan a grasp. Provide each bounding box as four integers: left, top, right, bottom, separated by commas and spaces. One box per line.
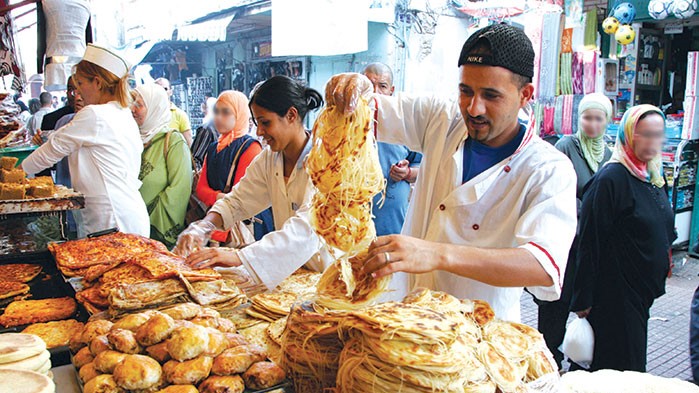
0, 369, 55, 393
0, 281, 29, 301
198, 375, 244, 393
0, 264, 42, 283
113, 354, 162, 390
22, 319, 84, 349
242, 361, 286, 390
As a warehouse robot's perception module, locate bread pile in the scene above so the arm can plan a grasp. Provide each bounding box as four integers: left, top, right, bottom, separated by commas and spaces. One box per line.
0, 157, 56, 201
70, 303, 286, 393
0, 369, 55, 393
245, 269, 321, 323
0, 334, 52, 377
48, 233, 247, 315
335, 289, 559, 393
280, 301, 346, 393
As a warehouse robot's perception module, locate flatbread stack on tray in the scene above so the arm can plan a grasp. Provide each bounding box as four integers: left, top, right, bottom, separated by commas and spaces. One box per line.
245, 268, 322, 323
334, 289, 559, 393
48, 232, 247, 316
68, 303, 287, 393
280, 301, 347, 393
0, 333, 52, 377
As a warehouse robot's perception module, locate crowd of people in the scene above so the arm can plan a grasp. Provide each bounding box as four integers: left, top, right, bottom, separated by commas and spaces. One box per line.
17, 24, 685, 377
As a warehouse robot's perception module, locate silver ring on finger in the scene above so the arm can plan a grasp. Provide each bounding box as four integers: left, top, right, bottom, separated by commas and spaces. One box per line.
384, 252, 391, 264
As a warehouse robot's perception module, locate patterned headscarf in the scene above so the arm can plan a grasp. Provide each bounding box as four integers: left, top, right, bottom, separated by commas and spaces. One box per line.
610, 104, 665, 188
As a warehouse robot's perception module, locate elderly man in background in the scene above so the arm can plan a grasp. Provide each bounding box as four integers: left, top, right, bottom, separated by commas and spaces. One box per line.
362, 62, 422, 237
155, 77, 193, 146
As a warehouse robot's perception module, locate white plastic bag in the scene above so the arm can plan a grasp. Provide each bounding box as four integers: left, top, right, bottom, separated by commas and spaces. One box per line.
560, 317, 594, 369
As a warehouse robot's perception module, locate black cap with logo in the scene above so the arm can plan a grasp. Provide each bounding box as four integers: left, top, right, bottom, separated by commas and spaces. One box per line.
458, 23, 535, 79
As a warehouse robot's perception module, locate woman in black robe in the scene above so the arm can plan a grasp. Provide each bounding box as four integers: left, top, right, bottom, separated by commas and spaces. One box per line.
571, 105, 676, 372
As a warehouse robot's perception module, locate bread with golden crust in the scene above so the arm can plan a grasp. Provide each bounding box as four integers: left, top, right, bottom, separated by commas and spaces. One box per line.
22, 319, 84, 349
73, 346, 95, 369
162, 356, 212, 385
198, 375, 244, 393
93, 350, 127, 373
83, 374, 124, 393
79, 361, 102, 383
108, 328, 142, 354
89, 335, 111, 356
166, 325, 209, 361
242, 361, 286, 390
0, 297, 77, 327
136, 313, 176, 346
113, 354, 163, 390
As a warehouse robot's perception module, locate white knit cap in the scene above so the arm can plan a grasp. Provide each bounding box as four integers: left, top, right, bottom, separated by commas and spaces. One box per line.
82, 44, 129, 78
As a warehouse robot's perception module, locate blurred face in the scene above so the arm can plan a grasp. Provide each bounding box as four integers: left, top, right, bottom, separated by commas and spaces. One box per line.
580, 108, 607, 138
73, 74, 101, 106
364, 71, 394, 96
633, 113, 665, 163
130, 94, 147, 127
458, 65, 534, 147
251, 103, 298, 152
213, 103, 237, 135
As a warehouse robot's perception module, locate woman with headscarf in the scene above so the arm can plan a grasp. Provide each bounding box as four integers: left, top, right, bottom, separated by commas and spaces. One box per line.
131, 83, 192, 248
535, 93, 615, 368
571, 105, 676, 372
195, 91, 263, 243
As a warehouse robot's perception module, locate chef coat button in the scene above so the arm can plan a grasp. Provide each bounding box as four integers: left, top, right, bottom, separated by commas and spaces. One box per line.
504, 166, 511, 173
439, 204, 446, 211
472, 224, 480, 230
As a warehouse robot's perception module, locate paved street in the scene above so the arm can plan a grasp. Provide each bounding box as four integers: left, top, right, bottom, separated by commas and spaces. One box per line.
520, 251, 699, 381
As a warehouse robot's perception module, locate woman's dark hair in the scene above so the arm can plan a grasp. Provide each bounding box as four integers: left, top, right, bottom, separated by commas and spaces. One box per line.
249, 76, 323, 124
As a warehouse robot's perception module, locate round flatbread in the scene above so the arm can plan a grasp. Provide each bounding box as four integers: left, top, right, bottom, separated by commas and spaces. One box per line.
0, 282, 30, 301
0, 334, 47, 364
0, 369, 55, 393
0, 350, 50, 372
22, 320, 85, 349
483, 320, 531, 360
476, 341, 521, 393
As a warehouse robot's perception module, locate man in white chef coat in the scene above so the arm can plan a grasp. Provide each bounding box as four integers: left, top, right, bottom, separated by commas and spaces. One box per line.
333, 23, 578, 322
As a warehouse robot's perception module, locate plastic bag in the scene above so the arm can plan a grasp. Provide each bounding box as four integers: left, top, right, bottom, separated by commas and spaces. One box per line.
560, 317, 594, 369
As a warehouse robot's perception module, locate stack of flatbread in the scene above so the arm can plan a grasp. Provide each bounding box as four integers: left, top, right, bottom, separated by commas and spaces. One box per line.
280, 301, 347, 393
245, 269, 322, 323
335, 289, 559, 393
0, 334, 52, 377
0, 369, 55, 393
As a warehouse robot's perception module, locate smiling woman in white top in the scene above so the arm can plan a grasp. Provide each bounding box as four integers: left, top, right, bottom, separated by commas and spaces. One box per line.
21, 44, 149, 238
174, 76, 332, 290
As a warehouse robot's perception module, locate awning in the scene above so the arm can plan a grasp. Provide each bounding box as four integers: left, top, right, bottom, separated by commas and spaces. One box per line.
175, 14, 235, 42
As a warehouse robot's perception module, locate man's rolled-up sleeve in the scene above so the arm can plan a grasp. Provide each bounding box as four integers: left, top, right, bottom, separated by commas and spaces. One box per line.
516, 158, 578, 301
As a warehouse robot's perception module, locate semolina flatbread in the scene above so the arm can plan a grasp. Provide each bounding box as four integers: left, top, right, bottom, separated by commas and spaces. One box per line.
0, 297, 76, 327
0, 264, 42, 283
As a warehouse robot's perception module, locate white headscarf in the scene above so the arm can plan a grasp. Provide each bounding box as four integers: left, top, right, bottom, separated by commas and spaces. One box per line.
134, 83, 171, 144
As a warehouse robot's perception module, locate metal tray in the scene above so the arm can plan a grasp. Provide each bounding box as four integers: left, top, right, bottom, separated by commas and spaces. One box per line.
0, 186, 84, 215
0, 252, 89, 367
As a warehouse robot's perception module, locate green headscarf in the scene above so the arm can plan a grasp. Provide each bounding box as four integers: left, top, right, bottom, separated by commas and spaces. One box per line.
576, 93, 613, 173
